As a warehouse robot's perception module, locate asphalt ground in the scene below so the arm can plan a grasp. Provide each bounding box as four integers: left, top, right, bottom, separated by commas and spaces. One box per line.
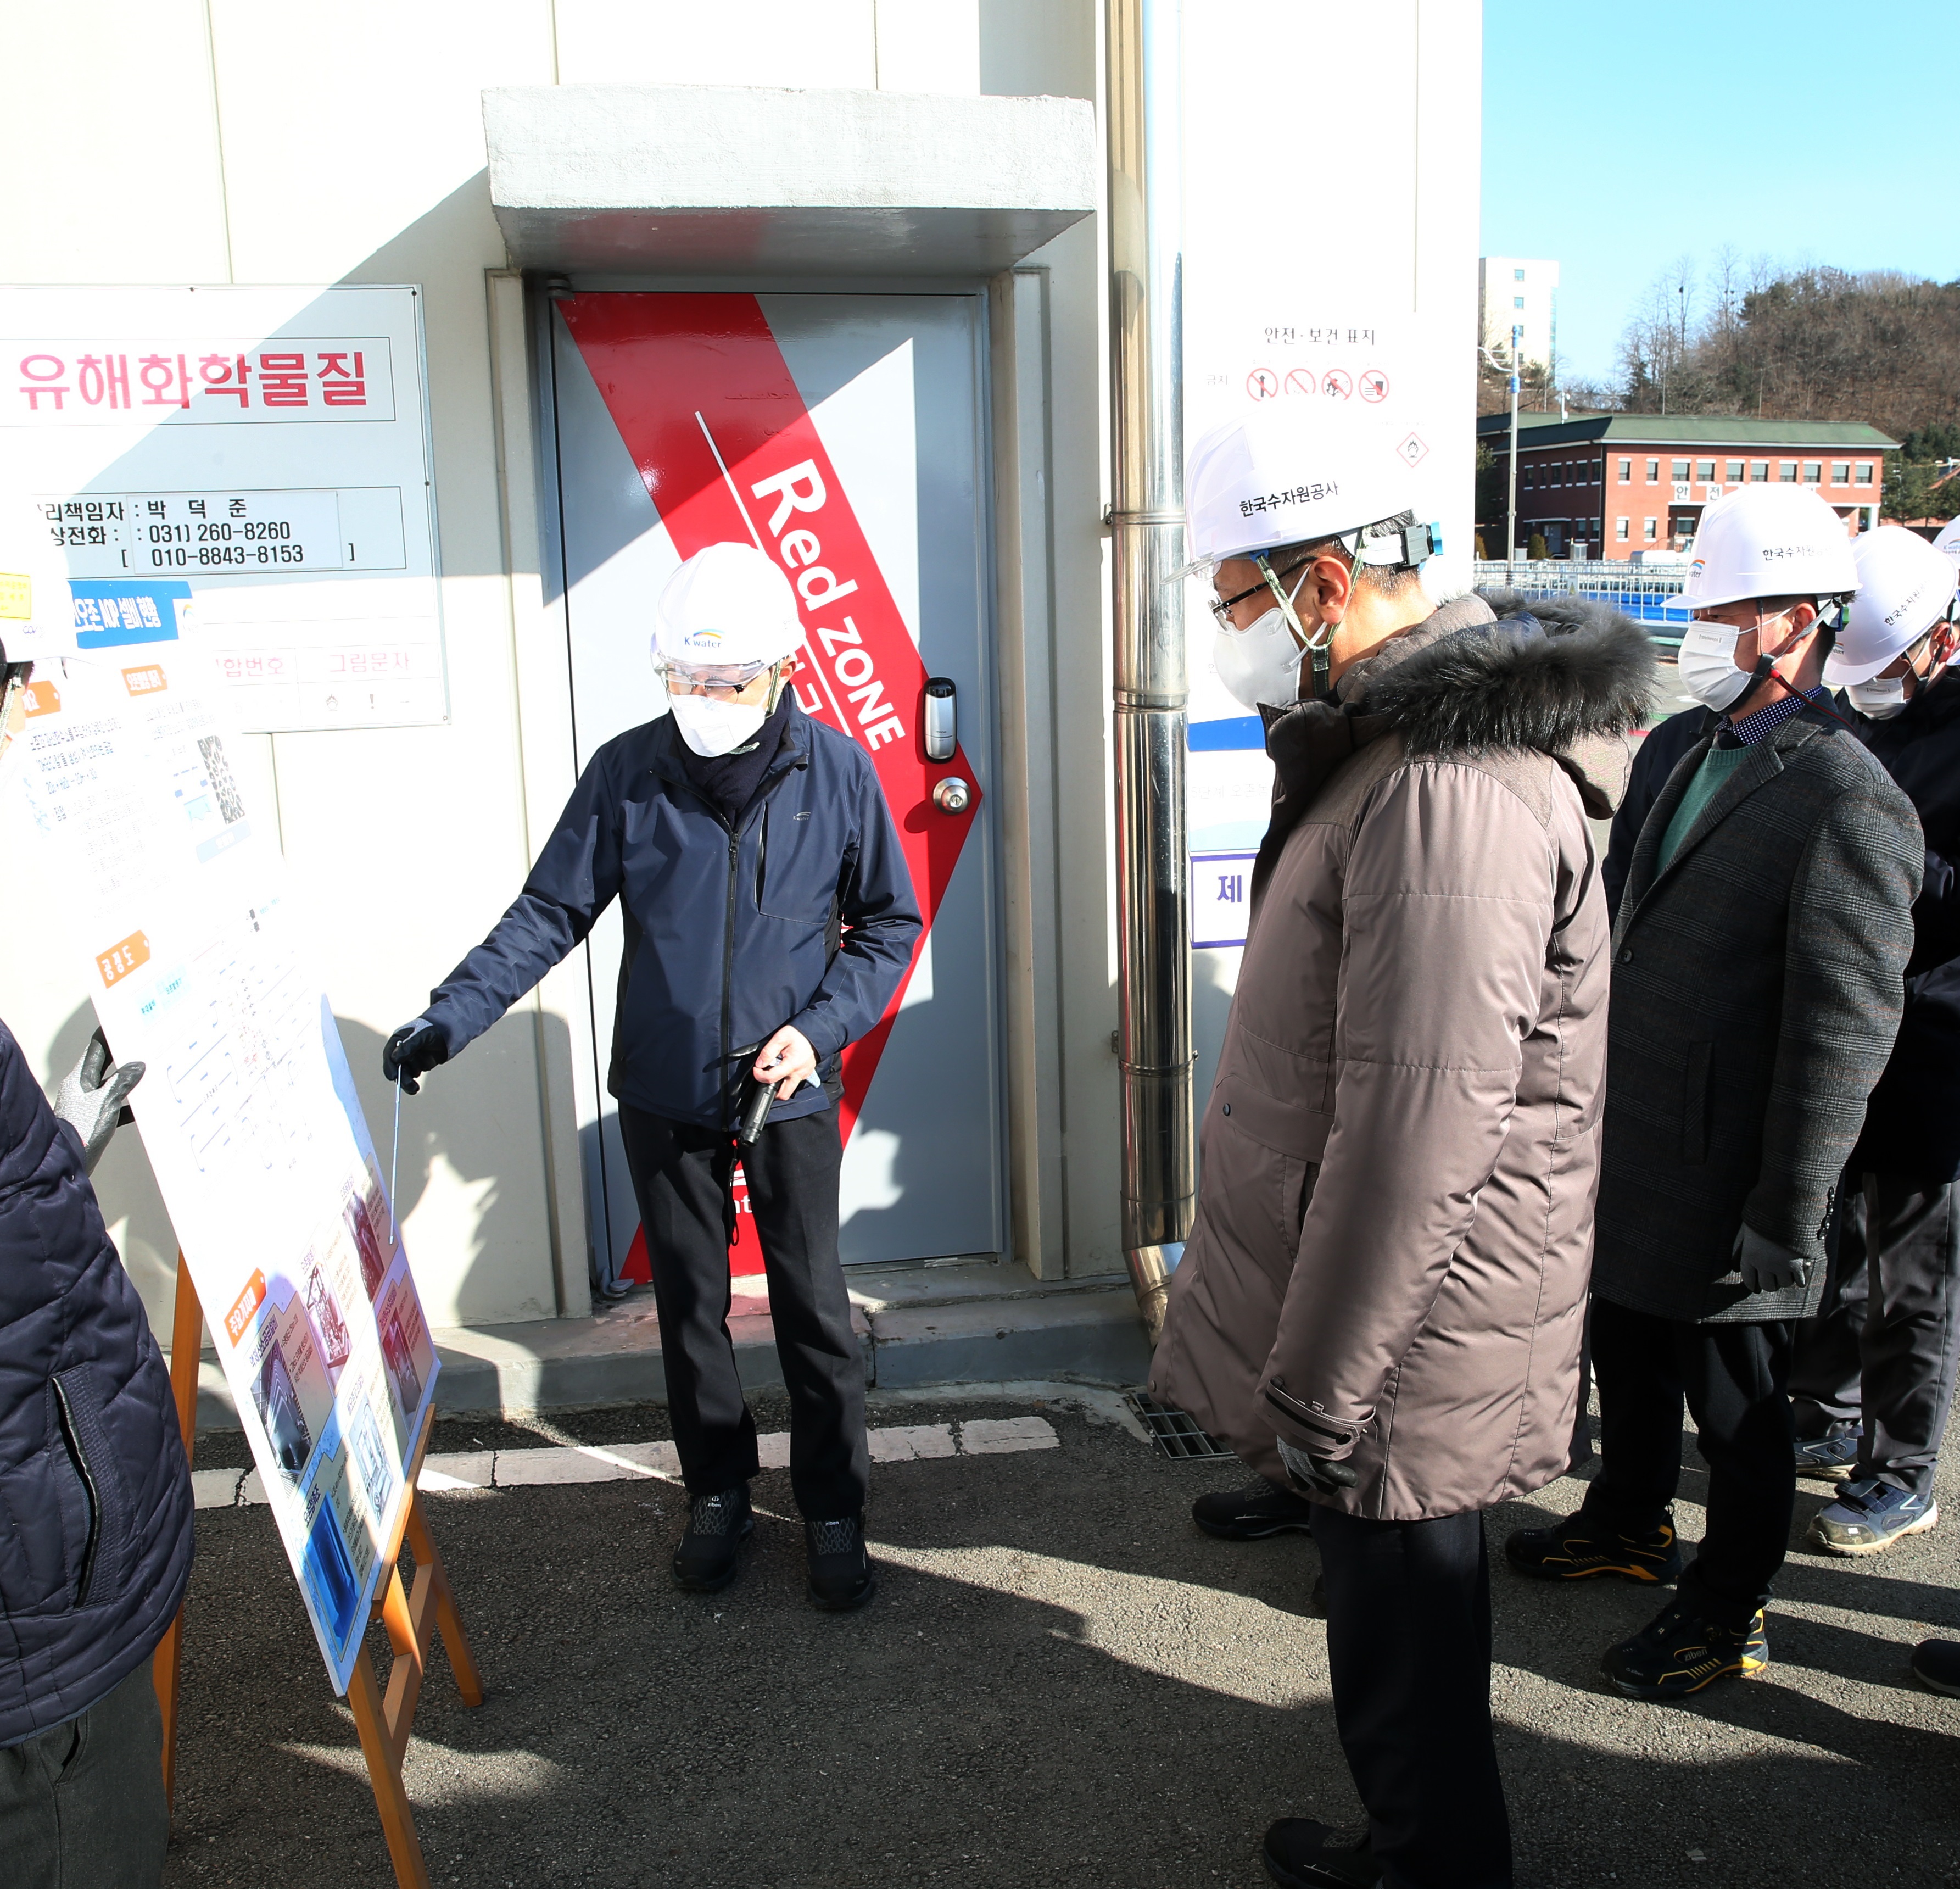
164, 1391, 1959, 1889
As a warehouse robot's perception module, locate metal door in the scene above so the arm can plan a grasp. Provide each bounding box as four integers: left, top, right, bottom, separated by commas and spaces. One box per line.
547, 292, 1003, 1285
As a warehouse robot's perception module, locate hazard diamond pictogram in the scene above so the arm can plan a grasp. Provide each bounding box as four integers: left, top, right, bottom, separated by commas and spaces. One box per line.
1396, 431, 1429, 466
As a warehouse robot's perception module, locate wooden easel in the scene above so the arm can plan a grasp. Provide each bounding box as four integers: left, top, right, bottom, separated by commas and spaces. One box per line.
154, 1257, 485, 1889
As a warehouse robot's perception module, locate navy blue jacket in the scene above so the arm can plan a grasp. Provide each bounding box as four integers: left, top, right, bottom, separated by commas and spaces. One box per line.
425, 705, 922, 1128
0, 1019, 193, 1747
1841, 670, 1960, 1184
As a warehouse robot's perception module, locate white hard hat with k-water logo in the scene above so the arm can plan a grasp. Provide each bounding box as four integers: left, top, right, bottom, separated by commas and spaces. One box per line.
1678, 486, 1858, 613
1827, 525, 1960, 686
653, 541, 803, 672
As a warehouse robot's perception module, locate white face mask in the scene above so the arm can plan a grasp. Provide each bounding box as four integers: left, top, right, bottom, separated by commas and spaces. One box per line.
1676, 621, 1752, 714
1211, 565, 1316, 712
1847, 673, 1910, 720
668, 692, 768, 757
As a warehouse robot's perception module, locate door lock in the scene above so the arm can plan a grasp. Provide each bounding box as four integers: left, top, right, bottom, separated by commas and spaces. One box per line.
923, 677, 957, 762
932, 777, 971, 815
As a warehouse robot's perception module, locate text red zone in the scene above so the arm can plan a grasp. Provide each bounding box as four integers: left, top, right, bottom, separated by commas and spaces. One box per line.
560, 293, 981, 1280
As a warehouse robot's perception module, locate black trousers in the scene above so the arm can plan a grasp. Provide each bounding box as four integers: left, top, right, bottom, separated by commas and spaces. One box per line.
1310, 1506, 1511, 1889
0, 1662, 169, 1889
619, 1103, 868, 1519
1789, 1172, 1960, 1497
1582, 1296, 1794, 1628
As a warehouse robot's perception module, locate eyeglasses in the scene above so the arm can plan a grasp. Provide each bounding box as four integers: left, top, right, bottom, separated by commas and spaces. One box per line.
655, 657, 770, 701
1207, 560, 1310, 627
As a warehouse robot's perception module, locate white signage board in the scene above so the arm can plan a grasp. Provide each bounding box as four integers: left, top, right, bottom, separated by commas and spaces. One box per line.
0, 286, 444, 731
10, 625, 437, 1691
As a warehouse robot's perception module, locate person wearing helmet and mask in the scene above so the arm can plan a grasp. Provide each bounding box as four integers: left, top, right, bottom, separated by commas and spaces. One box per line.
382, 543, 919, 1612
1506, 487, 1922, 1701
1782, 528, 1960, 1586
0, 634, 194, 1888
1152, 405, 1654, 1889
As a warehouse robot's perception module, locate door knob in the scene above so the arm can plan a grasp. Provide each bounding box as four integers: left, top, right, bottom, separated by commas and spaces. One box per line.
932, 776, 971, 815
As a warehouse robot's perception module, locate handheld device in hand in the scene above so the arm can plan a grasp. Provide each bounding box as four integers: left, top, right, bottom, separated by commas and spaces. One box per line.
738, 1074, 776, 1147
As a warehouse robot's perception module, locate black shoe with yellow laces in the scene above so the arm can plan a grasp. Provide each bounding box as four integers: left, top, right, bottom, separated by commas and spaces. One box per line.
1504, 1511, 1684, 1584
1602, 1598, 1768, 1699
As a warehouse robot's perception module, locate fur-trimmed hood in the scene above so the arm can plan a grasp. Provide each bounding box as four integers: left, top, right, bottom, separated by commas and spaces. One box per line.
1258, 590, 1657, 873
1357, 589, 1655, 756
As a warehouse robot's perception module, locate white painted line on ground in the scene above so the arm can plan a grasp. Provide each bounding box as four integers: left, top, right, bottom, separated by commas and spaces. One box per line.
190, 1417, 1059, 1509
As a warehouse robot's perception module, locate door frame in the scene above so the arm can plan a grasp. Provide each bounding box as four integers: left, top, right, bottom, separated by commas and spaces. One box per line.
488, 268, 1065, 1288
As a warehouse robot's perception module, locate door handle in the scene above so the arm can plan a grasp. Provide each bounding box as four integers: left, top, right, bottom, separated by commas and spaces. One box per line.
923, 677, 956, 762
932, 777, 971, 815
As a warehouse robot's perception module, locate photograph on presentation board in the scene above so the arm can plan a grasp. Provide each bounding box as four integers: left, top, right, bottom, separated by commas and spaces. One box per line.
5, 620, 439, 1691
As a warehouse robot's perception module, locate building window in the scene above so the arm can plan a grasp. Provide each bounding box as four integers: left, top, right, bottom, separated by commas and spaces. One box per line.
1514, 267, 1525, 281
1647, 459, 1660, 482
1525, 465, 1537, 487
1751, 462, 1768, 481
1831, 463, 1849, 484
1856, 463, 1874, 485
1727, 461, 1744, 481
1696, 460, 1715, 480
1780, 463, 1797, 481
1513, 296, 1525, 309
1615, 517, 1629, 541
1803, 462, 1822, 483
1672, 460, 1690, 480
1643, 517, 1657, 540
1618, 458, 1632, 481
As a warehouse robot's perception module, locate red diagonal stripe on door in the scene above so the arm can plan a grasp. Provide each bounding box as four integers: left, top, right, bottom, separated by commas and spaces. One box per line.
560, 292, 980, 1157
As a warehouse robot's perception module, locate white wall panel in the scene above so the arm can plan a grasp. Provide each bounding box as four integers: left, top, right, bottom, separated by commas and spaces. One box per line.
552, 1, 877, 89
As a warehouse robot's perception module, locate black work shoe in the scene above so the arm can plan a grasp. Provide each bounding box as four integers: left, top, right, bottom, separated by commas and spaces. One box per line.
672, 1485, 753, 1593
1505, 1511, 1684, 1585
1601, 1599, 1767, 1699
806, 1515, 876, 1612
1909, 1638, 1960, 1697
1263, 1818, 1380, 1888
1193, 1479, 1318, 1541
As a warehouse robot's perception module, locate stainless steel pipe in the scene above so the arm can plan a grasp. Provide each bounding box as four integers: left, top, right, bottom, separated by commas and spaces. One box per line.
1107, 0, 1193, 1344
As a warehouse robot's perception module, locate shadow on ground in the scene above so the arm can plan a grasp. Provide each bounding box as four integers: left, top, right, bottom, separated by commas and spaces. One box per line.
163, 1396, 1960, 1888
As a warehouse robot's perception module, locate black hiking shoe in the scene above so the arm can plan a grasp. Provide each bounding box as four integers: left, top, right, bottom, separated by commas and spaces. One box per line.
806, 1515, 876, 1612
1193, 1479, 1317, 1540
1263, 1819, 1380, 1888
1601, 1599, 1768, 1700
1909, 1639, 1960, 1697
671, 1485, 753, 1593
1505, 1511, 1684, 1585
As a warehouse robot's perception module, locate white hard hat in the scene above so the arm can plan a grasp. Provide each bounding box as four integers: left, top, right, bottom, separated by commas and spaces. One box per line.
652, 542, 802, 670
1824, 525, 1960, 685
1934, 515, 1960, 567
1183, 404, 1430, 573
1678, 486, 1858, 611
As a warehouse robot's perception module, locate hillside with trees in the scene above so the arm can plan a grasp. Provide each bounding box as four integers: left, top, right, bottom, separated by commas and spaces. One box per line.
1481, 257, 1960, 522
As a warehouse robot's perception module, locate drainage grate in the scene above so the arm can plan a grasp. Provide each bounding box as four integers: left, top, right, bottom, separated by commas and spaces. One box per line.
1126, 1391, 1231, 1461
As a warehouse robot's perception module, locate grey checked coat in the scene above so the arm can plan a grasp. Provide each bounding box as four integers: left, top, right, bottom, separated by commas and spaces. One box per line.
1593, 706, 1923, 1324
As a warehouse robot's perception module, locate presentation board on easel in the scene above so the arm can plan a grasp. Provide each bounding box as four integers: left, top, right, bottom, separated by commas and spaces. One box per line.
8, 606, 438, 1695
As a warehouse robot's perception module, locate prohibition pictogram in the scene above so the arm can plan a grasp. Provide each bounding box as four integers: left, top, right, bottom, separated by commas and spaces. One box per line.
1320, 368, 1353, 400
1246, 367, 1278, 400
1283, 368, 1316, 397
1359, 369, 1390, 403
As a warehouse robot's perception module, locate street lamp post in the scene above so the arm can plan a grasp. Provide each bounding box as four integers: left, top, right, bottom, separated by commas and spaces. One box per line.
1507, 323, 1522, 585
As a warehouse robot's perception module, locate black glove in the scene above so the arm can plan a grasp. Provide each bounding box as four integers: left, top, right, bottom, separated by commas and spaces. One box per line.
382, 1018, 448, 1095
49, 1028, 144, 1176
1276, 1433, 1358, 1497
1735, 1223, 1811, 1295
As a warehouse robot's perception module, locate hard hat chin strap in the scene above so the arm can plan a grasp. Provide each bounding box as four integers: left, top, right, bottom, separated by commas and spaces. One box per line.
1256, 554, 1331, 699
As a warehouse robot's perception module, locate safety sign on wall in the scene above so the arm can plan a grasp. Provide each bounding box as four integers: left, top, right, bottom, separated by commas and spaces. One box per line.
10, 621, 437, 1690
0, 285, 443, 732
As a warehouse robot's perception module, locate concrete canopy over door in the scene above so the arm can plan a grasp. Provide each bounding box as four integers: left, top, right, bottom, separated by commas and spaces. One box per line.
484, 85, 1097, 276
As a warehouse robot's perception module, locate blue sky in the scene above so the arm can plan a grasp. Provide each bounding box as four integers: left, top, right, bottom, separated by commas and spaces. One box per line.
1482, 0, 1959, 389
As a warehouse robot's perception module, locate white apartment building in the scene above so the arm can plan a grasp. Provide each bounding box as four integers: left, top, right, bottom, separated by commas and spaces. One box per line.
1479, 255, 1559, 375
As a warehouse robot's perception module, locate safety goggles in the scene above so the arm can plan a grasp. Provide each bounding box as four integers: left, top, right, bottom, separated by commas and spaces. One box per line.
654, 656, 771, 701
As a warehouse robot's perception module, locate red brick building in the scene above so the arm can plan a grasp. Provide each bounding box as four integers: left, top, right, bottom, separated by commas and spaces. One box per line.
1477, 413, 1896, 560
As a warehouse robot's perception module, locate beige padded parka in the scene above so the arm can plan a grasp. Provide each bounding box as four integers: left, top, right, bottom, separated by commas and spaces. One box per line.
1151, 593, 1655, 1521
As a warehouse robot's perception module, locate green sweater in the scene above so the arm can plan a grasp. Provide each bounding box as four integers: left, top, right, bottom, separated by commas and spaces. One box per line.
1660, 743, 1752, 870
